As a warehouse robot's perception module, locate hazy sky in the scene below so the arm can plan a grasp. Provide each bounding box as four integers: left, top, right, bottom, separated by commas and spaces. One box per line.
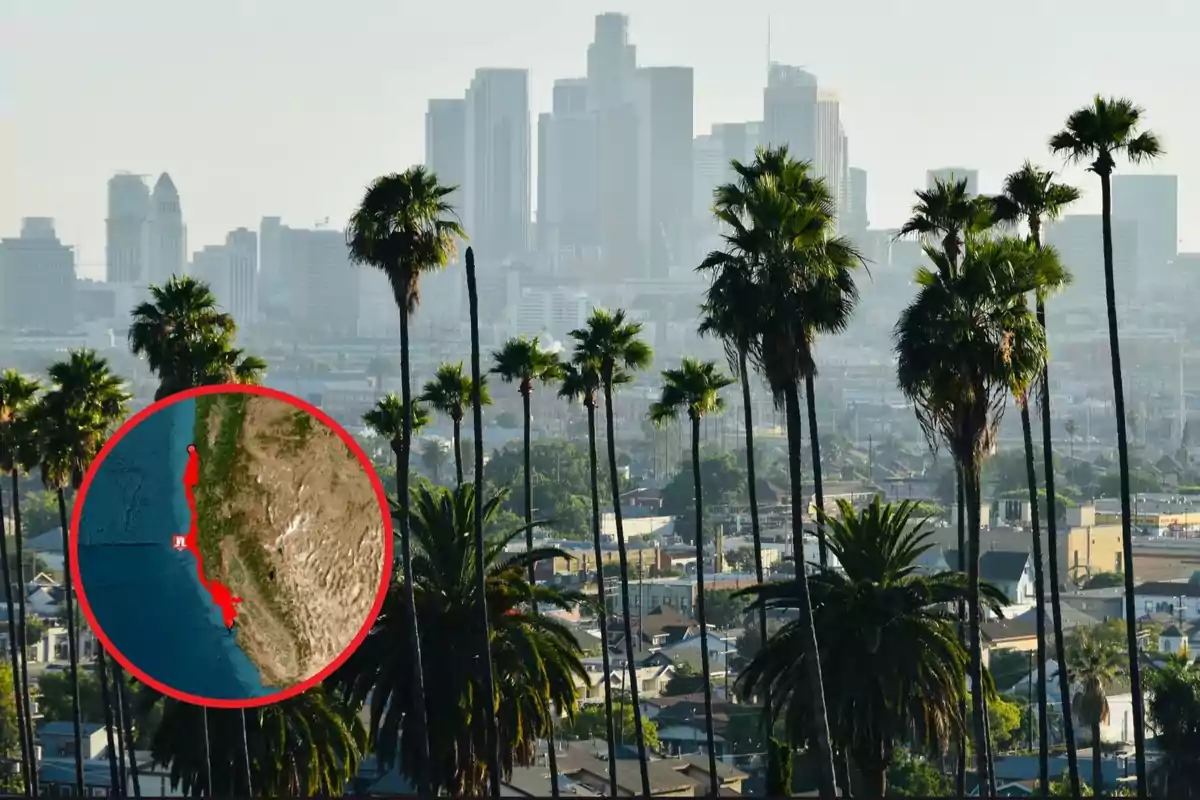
3, 0, 1198, 279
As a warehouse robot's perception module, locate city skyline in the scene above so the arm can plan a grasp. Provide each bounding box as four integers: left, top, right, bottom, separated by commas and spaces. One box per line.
5, 0, 1199, 278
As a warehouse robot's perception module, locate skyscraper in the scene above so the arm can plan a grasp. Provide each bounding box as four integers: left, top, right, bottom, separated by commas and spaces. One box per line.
587, 13, 641, 276
1112, 174, 1178, 277
693, 122, 762, 253
926, 167, 979, 195
0, 218, 76, 332
147, 172, 186, 286
538, 78, 598, 266
106, 173, 150, 284
189, 228, 258, 327
258, 216, 283, 316
815, 91, 847, 230
635, 66, 693, 276
465, 68, 531, 261
846, 167, 869, 237
425, 99, 468, 221
763, 64, 818, 164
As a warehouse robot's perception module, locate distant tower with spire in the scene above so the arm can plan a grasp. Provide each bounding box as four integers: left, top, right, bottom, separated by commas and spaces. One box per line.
148, 173, 187, 286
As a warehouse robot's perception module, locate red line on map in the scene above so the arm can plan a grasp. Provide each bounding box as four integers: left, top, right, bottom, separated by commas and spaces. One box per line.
180, 444, 243, 629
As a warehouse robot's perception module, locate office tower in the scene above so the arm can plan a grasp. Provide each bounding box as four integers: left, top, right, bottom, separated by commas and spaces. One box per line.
846, 168, 869, 237
425, 99, 468, 223
106, 173, 151, 284
635, 66, 693, 277
538, 78, 599, 268
464, 68, 531, 261
1112, 174, 1178, 276
815, 91, 846, 230
587, 12, 641, 276
1046, 214, 1139, 299
0, 218, 76, 332
284, 227, 360, 337
258, 216, 283, 316
926, 167, 979, 195
188, 228, 257, 326
763, 64, 818, 164
693, 122, 762, 253
147, 173, 186, 286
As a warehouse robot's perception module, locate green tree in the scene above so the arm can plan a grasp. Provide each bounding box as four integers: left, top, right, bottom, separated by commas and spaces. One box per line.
346, 166, 464, 790
569, 307, 654, 796
648, 357, 733, 794
561, 699, 659, 752
362, 394, 431, 481
332, 484, 589, 796
418, 438, 450, 484
894, 237, 1050, 794
885, 750, 953, 797
1070, 626, 1125, 796
659, 450, 745, 520
558, 362, 622, 790
1143, 654, 1200, 798
704, 588, 750, 629
738, 498, 1004, 796
1051, 97, 1162, 794
0, 665, 21, 794
421, 362, 491, 487
987, 693, 1024, 752
662, 662, 705, 697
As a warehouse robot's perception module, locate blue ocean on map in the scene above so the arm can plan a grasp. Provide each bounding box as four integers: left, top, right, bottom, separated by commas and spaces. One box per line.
76, 398, 271, 700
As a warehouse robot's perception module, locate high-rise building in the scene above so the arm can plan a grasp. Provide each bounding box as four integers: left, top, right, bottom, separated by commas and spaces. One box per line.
425, 99, 468, 221
147, 173, 186, 286
693, 122, 762, 253
106, 173, 151, 284
258, 216, 283, 316
763, 64, 818, 164
284, 227, 360, 338
926, 167, 979, 195
0, 218, 76, 332
815, 91, 847, 230
188, 228, 257, 327
538, 78, 598, 268
635, 66, 693, 276
1112, 174, 1178, 275
1046, 214, 1139, 300
846, 168, 869, 237
587, 13, 641, 276
465, 68, 531, 261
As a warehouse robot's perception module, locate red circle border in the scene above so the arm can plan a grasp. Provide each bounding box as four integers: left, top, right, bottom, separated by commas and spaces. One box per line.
69, 383, 393, 709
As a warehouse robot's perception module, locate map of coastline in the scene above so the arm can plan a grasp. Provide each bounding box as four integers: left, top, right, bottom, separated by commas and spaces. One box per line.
75, 389, 388, 703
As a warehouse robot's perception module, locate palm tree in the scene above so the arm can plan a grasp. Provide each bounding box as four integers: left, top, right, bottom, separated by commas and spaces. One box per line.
738, 498, 1008, 796
147, 689, 364, 796
894, 237, 1051, 792
363, 394, 432, 470
347, 167, 464, 788
1051, 97, 1162, 794
896, 177, 995, 270
648, 358, 733, 794
709, 146, 843, 794
558, 361, 621, 794
418, 439, 449, 484
421, 362, 491, 487
0, 370, 38, 794
333, 484, 590, 796
569, 308, 654, 796
31, 350, 130, 794
1143, 654, 1200, 798
1070, 629, 1125, 797
992, 161, 1083, 793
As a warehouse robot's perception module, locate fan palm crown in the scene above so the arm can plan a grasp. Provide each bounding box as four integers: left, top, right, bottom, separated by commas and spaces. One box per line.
421, 362, 491, 424
568, 309, 652, 385
363, 394, 431, 452
1049, 96, 1163, 178
491, 336, 564, 396
990, 162, 1081, 246
649, 358, 734, 426
896, 178, 995, 269
0, 370, 40, 476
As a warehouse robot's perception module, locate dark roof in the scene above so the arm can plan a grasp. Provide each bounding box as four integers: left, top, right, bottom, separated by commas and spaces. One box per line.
982, 617, 1038, 643
1136, 580, 1200, 599
1162, 624, 1184, 637
947, 549, 1030, 583
638, 604, 698, 642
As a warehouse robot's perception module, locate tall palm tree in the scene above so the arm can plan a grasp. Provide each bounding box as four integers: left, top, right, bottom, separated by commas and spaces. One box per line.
894, 238, 1051, 791
896, 177, 995, 270
363, 394, 432, 471
649, 358, 733, 794
147, 689, 364, 796
32, 350, 130, 794
0, 369, 39, 793
569, 308, 654, 797
992, 161, 1083, 793
709, 146, 843, 794
333, 484, 590, 796
347, 167, 464, 789
465, 247, 501, 798
421, 362, 491, 487
739, 498, 1007, 796
1070, 629, 1125, 797
1051, 97, 1162, 795
558, 361, 622, 794
490, 334, 564, 795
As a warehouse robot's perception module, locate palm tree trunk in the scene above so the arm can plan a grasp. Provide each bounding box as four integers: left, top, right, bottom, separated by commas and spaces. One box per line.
955, 466, 967, 798
452, 418, 464, 487
396, 292, 433, 794
1100, 170, 1147, 795
1093, 721, 1103, 797
983, 691, 996, 795
961, 458, 989, 791
1020, 403, 1051, 794
56, 488, 85, 795
466, 248, 502, 799
522, 390, 560, 798
113, 663, 140, 797
10, 474, 36, 798
689, 415, 721, 795
1036, 298, 1082, 795
782, 384, 838, 797
738, 354, 773, 764
0, 483, 30, 795
601, 378, 652, 797
585, 402, 619, 796
804, 373, 828, 568
239, 708, 252, 796
95, 649, 121, 794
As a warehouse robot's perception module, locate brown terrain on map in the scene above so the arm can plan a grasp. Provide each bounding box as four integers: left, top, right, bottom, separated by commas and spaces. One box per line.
197, 394, 385, 688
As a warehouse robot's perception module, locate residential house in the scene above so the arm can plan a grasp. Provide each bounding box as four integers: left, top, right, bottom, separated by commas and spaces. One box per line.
575, 655, 675, 702
947, 549, 1036, 606
609, 604, 700, 655
1158, 624, 1191, 655
24, 528, 65, 573
647, 694, 761, 765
